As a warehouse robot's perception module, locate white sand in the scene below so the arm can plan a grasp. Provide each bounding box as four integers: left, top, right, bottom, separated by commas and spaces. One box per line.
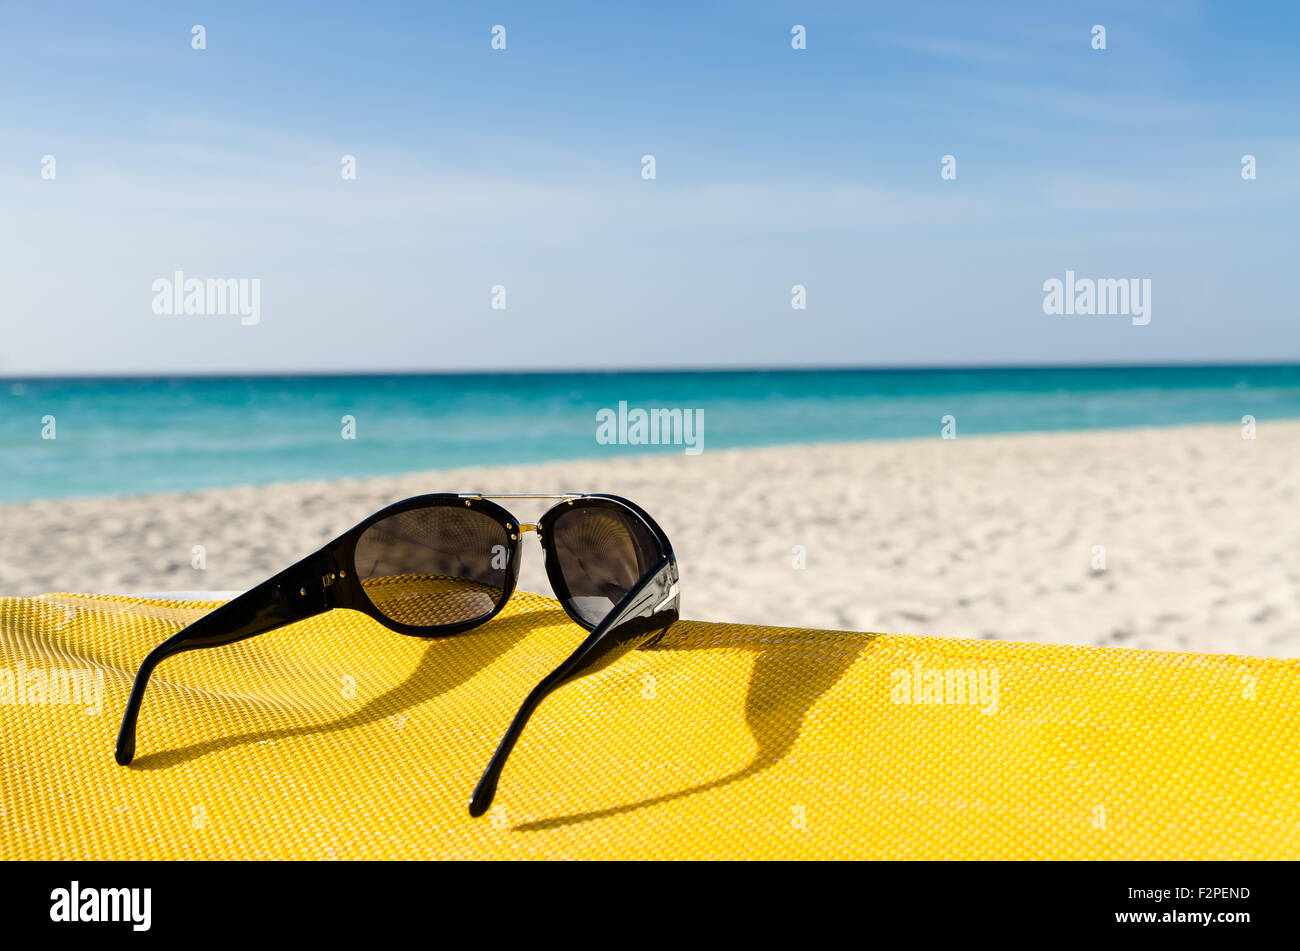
3, 423, 1297, 657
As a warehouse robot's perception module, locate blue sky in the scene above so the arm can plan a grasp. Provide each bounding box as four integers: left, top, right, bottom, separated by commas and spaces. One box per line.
1, 0, 1297, 374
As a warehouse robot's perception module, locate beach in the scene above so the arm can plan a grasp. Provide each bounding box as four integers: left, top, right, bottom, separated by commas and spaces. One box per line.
3, 422, 1297, 658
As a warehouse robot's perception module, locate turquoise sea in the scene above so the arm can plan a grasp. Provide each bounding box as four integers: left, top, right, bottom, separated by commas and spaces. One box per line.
2, 365, 1299, 501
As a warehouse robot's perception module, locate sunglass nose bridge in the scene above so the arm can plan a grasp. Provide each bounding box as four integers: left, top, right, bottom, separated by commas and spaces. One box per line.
507, 522, 538, 542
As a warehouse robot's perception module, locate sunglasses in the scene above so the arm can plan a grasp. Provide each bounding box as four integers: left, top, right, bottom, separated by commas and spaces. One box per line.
114, 493, 680, 816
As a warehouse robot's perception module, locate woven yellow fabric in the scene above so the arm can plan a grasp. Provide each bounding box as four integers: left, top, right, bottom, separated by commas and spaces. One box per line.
1, 591, 1296, 859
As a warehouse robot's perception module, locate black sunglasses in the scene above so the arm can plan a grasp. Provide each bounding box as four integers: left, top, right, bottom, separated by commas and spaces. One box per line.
114, 493, 680, 816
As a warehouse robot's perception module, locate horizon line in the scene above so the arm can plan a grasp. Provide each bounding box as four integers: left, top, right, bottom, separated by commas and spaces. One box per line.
4, 359, 1300, 382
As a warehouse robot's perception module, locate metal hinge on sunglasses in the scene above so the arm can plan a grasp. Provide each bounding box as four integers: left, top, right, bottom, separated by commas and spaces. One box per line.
654, 581, 679, 614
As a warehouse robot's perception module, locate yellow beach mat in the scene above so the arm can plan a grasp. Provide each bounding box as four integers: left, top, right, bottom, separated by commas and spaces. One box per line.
1, 591, 1296, 859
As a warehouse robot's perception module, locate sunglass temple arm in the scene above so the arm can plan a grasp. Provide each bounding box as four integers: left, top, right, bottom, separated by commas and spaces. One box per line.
468, 557, 680, 817
115, 545, 344, 765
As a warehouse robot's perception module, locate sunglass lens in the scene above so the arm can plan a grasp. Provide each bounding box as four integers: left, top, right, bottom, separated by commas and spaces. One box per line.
548, 504, 661, 626
354, 505, 511, 627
